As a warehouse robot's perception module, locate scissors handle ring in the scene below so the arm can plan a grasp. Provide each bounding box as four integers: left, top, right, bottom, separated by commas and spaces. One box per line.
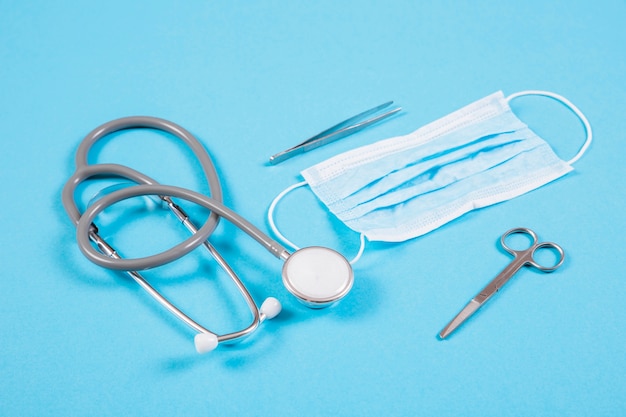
529, 242, 565, 272
500, 227, 538, 256
500, 227, 565, 272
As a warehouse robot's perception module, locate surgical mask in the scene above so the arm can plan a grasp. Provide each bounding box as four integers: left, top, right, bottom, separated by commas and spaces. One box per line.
269, 90, 591, 256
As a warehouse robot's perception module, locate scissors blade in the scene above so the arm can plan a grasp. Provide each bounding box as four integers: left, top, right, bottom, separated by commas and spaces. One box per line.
439, 255, 528, 339
438, 299, 481, 339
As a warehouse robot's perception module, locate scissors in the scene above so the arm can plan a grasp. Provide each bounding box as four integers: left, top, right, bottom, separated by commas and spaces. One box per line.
439, 227, 565, 339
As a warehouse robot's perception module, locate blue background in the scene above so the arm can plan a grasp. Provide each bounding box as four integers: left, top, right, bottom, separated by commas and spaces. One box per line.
1, 1, 624, 416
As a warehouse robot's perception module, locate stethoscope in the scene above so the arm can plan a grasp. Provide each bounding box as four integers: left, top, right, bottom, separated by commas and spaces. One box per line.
61, 116, 354, 354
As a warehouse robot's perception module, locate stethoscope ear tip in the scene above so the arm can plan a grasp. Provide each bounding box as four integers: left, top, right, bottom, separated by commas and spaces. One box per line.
193, 298, 282, 354
194, 332, 219, 354
260, 297, 282, 321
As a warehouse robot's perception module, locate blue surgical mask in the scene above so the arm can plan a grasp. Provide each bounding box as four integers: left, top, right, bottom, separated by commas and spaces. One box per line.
270, 90, 591, 251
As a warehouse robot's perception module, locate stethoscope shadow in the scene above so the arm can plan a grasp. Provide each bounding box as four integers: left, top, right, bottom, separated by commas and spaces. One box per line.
157, 268, 385, 373
157, 310, 293, 372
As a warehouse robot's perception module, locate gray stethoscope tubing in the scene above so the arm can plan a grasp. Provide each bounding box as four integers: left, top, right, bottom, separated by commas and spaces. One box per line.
68, 116, 222, 234
61, 116, 288, 350
75, 184, 290, 269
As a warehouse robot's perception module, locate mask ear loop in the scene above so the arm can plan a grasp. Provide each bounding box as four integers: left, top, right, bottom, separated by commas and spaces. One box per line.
506, 90, 592, 165
268, 181, 307, 252
267, 181, 366, 265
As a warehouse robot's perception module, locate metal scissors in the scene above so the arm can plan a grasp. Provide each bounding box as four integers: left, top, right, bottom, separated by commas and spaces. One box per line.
439, 227, 565, 339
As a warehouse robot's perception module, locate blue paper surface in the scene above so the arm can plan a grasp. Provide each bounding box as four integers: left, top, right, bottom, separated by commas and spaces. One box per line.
1, 1, 625, 416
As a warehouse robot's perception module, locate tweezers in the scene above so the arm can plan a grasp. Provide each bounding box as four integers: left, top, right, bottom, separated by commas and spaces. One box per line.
269, 101, 402, 165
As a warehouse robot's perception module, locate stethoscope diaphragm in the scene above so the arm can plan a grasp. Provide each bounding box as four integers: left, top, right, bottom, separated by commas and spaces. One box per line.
282, 246, 353, 308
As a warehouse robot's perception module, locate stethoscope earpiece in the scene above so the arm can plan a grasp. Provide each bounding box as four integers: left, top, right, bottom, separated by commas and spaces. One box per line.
194, 297, 282, 355
259, 297, 282, 320
194, 332, 219, 354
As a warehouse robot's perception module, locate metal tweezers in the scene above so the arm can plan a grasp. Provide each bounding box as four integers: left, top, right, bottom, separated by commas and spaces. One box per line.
269, 101, 401, 165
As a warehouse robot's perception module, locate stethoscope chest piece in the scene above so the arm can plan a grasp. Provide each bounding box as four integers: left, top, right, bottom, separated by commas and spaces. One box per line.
282, 246, 354, 308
